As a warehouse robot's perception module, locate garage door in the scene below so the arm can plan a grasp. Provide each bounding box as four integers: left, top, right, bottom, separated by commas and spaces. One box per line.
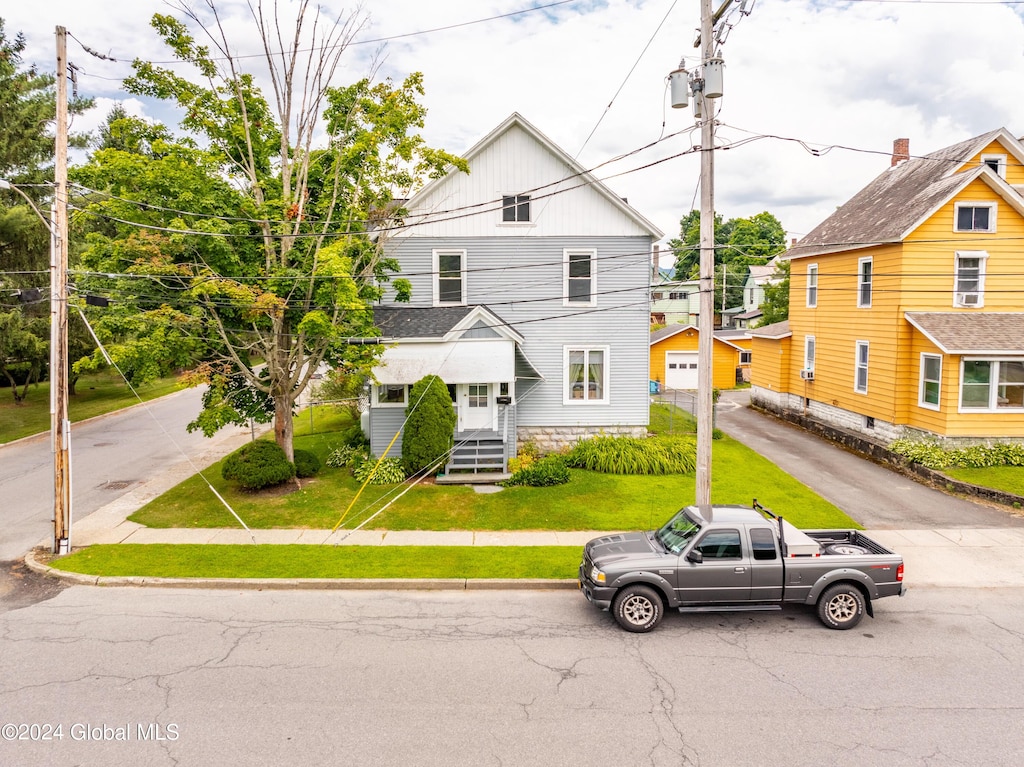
665, 352, 699, 389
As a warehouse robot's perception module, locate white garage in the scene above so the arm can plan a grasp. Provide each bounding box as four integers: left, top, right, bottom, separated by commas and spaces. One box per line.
664, 352, 699, 389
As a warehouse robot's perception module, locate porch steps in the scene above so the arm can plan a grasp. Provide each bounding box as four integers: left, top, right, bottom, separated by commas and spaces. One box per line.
442, 433, 507, 480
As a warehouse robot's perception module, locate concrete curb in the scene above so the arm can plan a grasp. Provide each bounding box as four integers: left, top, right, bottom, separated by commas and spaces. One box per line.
23, 548, 579, 591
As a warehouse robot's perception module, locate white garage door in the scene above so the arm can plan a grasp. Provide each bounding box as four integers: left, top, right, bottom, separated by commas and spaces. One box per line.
665, 352, 699, 389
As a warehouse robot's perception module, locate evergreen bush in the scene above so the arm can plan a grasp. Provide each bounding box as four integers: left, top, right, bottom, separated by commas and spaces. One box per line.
402, 374, 456, 476
292, 449, 322, 478
221, 440, 295, 490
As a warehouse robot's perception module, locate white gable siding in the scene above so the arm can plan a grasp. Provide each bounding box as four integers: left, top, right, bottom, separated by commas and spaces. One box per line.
403, 124, 651, 238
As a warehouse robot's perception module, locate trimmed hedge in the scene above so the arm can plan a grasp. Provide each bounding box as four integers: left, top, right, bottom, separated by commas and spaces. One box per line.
222, 440, 295, 490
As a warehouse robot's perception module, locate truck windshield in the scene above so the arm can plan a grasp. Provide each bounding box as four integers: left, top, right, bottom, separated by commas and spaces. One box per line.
654, 511, 701, 554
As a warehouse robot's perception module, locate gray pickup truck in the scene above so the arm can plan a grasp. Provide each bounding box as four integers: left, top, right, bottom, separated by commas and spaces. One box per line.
579, 501, 905, 632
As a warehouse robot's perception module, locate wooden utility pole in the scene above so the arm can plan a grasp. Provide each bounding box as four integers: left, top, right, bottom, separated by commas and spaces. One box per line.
52, 25, 71, 554
695, 0, 716, 507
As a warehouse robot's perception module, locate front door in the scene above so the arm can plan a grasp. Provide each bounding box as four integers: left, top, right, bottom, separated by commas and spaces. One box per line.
458, 383, 494, 432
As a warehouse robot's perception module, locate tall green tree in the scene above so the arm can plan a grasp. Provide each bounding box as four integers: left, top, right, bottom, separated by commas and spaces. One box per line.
71, 2, 465, 460
758, 259, 790, 326
0, 19, 92, 397
668, 210, 787, 311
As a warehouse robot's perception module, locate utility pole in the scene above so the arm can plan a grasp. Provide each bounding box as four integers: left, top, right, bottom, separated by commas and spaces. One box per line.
52, 25, 71, 554
694, 0, 716, 507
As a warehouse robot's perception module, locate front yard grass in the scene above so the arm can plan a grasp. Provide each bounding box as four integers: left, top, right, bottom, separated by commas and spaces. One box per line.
944, 466, 1024, 499
130, 428, 859, 532
54, 544, 581, 580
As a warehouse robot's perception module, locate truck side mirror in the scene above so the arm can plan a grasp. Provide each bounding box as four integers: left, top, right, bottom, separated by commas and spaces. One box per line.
686, 549, 703, 564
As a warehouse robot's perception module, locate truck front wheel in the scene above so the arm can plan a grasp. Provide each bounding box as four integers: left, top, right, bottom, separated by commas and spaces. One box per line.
817, 584, 866, 630
612, 585, 663, 633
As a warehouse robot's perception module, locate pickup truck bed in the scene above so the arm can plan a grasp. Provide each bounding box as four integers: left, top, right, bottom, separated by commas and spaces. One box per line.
579, 502, 905, 632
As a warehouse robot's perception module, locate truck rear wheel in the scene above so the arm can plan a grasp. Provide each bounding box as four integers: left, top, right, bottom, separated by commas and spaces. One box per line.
612, 585, 663, 633
817, 584, 866, 630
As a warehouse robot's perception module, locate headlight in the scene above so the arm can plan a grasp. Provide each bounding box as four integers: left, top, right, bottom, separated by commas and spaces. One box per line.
590, 566, 606, 584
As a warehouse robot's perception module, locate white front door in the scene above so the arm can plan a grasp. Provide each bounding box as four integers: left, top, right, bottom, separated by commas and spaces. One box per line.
458, 383, 495, 432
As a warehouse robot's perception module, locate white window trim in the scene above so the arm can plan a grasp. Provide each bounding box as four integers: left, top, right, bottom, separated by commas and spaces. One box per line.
563, 248, 597, 307
806, 263, 818, 308
958, 357, 1024, 413
919, 353, 942, 411
499, 194, 532, 225
854, 341, 869, 394
563, 345, 610, 405
373, 384, 408, 408
432, 248, 466, 306
739, 350, 752, 365
953, 201, 997, 233
953, 250, 987, 308
857, 256, 872, 308
981, 154, 1007, 179
804, 335, 816, 372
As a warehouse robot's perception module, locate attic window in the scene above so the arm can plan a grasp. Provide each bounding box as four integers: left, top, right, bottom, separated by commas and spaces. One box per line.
502, 195, 530, 222
954, 202, 996, 233
981, 154, 1007, 179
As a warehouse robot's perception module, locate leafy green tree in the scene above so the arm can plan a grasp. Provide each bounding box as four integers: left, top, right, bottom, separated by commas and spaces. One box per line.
669, 210, 787, 311
71, 2, 465, 461
402, 374, 456, 476
0, 308, 46, 401
758, 260, 791, 326
0, 19, 93, 398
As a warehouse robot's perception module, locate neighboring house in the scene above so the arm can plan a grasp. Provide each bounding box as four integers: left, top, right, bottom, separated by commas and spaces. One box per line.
720, 261, 777, 329
750, 130, 1024, 444
715, 327, 753, 382
650, 325, 743, 391
651, 267, 700, 326
367, 113, 663, 476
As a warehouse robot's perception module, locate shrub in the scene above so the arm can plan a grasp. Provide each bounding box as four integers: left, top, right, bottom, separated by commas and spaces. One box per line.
890, 439, 1024, 470
402, 374, 456, 476
567, 435, 697, 475
508, 441, 540, 474
221, 440, 295, 490
292, 449, 321, 478
504, 454, 570, 487
341, 424, 369, 449
352, 455, 407, 485
326, 444, 359, 468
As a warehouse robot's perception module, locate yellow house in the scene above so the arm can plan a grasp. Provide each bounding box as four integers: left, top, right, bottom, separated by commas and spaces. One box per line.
650, 325, 741, 391
751, 129, 1024, 443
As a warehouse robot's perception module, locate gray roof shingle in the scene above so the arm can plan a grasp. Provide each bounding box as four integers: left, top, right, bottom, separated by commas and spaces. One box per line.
905, 312, 1024, 354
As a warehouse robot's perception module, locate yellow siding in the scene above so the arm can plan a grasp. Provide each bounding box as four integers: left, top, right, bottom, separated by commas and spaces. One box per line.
650, 329, 740, 390
957, 139, 1024, 187
750, 335, 790, 392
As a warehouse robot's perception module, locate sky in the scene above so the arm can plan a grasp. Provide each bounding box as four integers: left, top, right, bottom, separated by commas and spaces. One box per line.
6, 0, 1024, 261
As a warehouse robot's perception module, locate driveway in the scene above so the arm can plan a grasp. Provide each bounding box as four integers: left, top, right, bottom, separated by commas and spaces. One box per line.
712, 389, 1024, 529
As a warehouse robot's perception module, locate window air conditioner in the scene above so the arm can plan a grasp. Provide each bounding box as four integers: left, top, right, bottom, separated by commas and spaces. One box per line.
800, 369, 815, 381
956, 292, 980, 306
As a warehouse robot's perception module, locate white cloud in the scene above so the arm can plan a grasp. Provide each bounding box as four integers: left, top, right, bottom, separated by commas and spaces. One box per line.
7, 0, 1024, 252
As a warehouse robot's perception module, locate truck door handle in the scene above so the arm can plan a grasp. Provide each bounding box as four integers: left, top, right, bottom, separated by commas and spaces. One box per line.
734, 567, 746, 573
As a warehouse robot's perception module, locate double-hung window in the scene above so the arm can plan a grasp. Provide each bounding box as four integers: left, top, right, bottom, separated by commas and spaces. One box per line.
919, 354, 941, 409
857, 257, 872, 308
954, 251, 986, 307
565, 346, 608, 403
954, 202, 996, 233
854, 341, 869, 394
433, 249, 466, 305
502, 195, 530, 223
806, 264, 818, 307
961, 359, 1024, 410
564, 249, 596, 306
804, 335, 816, 372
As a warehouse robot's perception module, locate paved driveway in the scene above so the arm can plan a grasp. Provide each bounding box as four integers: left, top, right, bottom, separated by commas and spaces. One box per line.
712, 389, 1024, 530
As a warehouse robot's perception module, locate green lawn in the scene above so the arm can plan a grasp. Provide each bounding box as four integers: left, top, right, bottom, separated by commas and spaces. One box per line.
944, 466, 1024, 499
55, 544, 582, 580
0, 371, 184, 444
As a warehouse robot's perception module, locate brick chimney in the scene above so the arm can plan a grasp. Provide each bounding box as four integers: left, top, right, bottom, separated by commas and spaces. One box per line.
891, 138, 910, 167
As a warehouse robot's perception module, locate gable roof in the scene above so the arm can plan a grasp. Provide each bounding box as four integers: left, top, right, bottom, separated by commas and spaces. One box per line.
373, 305, 523, 344
789, 128, 1024, 260
404, 112, 663, 239
650, 324, 743, 351
904, 312, 1024, 354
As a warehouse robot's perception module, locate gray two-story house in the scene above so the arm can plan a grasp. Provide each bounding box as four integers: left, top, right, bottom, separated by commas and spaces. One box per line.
365, 113, 663, 477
